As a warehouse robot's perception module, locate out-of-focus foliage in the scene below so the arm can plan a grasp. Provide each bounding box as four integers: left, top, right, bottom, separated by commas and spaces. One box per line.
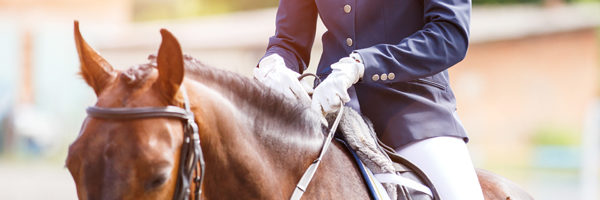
530, 125, 580, 146
473, 0, 541, 4
133, 0, 278, 21
215, 0, 278, 11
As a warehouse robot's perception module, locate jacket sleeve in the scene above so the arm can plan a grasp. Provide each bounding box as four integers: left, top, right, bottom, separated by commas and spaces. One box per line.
261, 0, 319, 73
354, 0, 471, 83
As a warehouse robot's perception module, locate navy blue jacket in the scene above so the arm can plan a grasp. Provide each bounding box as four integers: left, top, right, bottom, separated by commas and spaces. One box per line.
263, 0, 471, 149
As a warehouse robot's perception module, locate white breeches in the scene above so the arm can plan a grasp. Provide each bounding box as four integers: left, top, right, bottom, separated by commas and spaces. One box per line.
395, 136, 484, 200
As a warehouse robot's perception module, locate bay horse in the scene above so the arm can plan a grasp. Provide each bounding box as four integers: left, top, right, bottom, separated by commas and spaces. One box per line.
66, 21, 533, 200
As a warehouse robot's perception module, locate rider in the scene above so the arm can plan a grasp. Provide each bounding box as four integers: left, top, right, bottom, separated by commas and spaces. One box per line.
253, 0, 483, 199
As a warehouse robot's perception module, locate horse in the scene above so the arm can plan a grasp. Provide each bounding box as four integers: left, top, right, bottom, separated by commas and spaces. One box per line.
66, 21, 533, 200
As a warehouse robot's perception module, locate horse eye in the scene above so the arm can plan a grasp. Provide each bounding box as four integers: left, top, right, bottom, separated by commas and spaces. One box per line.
145, 175, 168, 191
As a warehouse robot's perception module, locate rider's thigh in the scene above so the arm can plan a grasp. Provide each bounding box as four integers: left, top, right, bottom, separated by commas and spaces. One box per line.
395, 136, 484, 200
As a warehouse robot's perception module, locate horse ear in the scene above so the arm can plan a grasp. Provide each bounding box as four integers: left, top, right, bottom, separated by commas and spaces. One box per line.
74, 21, 116, 96
156, 29, 184, 99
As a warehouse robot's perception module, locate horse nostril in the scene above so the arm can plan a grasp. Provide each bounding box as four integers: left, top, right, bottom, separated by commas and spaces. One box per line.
145, 175, 168, 191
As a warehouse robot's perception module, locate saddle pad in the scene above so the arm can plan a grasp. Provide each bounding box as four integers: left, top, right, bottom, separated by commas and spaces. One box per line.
328, 107, 437, 200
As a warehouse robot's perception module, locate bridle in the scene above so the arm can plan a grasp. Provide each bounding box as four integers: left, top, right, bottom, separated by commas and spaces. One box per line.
85, 86, 205, 200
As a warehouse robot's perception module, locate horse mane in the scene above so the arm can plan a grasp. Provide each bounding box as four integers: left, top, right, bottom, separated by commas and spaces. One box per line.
121, 54, 321, 133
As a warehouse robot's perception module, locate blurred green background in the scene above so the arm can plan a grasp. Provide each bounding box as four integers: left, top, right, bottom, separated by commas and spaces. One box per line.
0, 0, 599, 199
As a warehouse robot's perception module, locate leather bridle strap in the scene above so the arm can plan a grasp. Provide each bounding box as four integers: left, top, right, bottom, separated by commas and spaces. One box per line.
86, 106, 188, 119
179, 86, 205, 200
290, 105, 344, 200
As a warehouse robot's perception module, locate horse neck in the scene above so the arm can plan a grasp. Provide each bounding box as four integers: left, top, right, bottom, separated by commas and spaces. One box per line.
185, 81, 325, 199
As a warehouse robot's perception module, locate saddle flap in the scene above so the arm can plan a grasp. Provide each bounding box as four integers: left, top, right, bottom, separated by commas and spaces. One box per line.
331, 106, 440, 200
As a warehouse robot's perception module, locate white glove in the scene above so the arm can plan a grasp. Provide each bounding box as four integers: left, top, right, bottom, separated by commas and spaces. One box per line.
254, 54, 313, 103
311, 54, 364, 114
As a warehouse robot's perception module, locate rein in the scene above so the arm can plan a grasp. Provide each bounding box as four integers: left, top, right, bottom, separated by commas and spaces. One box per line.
290, 106, 344, 200
290, 89, 344, 200
85, 86, 205, 200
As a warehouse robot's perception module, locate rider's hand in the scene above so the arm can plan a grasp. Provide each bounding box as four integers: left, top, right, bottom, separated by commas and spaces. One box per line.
311, 54, 364, 114
254, 54, 313, 103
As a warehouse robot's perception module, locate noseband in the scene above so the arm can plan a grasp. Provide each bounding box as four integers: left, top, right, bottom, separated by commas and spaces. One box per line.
86, 87, 205, 200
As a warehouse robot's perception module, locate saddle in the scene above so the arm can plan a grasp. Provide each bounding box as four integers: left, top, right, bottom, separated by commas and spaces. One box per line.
327, 107, 439, 200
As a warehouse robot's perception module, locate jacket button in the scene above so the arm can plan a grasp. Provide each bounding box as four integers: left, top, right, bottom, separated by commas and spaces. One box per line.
388, 73, 395, 80
371, 74, 379, 81
344, 5, 352, 13
381, 73, 388, 81
346, 38, 353, 46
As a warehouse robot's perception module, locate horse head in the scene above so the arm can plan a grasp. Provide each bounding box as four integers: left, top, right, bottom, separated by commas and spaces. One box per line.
66, 21, 191, 200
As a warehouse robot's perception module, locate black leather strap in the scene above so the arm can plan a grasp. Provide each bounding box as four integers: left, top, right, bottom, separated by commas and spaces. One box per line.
86, 106, 189, 120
